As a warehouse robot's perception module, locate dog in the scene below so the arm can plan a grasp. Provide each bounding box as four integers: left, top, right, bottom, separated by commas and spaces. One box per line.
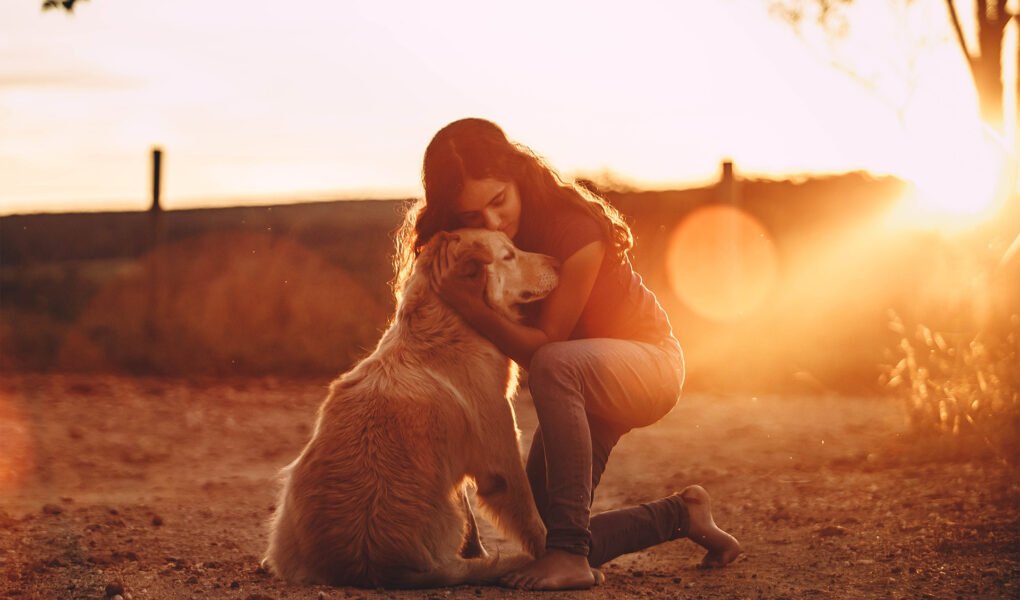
263, 228, 559, 588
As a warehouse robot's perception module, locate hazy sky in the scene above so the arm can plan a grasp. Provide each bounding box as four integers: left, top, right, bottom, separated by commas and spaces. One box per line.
0, 0, 995, 214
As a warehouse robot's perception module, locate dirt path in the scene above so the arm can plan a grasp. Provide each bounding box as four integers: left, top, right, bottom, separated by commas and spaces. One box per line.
1, 374, 1017, 599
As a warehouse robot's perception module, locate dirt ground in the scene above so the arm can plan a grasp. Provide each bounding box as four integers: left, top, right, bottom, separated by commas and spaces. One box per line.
1, 374, 1017, 599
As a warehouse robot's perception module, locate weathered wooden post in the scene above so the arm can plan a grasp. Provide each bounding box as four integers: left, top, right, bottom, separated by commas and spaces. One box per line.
147, 147, 164, 359
151, 148, 162, 213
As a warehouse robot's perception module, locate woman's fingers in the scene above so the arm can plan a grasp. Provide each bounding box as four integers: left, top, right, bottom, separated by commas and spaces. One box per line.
430, 236, 455, 290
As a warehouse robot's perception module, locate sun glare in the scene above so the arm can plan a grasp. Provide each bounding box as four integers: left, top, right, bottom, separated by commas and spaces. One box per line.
885, 124, 1010, 232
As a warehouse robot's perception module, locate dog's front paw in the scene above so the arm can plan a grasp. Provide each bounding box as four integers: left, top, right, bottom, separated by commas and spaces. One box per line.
524, 524, 548, 558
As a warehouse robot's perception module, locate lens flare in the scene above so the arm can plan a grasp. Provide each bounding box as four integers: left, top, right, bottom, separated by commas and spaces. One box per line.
666, 205, 779, 322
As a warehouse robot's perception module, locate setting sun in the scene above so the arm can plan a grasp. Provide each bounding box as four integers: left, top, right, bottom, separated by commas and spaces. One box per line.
886, 124, 1011, 231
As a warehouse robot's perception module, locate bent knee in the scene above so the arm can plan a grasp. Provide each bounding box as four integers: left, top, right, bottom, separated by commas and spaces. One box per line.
528, 342, 578, 388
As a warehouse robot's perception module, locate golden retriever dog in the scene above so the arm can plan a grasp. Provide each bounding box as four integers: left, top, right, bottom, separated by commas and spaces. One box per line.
263, 228, 558, 588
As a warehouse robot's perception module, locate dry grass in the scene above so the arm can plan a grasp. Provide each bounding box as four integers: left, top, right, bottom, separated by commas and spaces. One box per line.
53, 231, 391, 376
884, 310, 1020, 463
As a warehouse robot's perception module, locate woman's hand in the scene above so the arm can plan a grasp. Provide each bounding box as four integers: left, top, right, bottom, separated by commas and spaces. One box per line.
432, 237, 490, 318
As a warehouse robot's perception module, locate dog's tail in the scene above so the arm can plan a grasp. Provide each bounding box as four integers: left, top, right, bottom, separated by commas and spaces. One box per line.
390, 551, 532, 589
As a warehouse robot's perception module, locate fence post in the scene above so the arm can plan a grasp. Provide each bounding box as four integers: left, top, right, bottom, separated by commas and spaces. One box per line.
147, 147, 164, 360
151, 148, 162, 213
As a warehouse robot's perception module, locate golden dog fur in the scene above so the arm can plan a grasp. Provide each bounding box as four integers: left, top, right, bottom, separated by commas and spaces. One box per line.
263, 229, 558, 588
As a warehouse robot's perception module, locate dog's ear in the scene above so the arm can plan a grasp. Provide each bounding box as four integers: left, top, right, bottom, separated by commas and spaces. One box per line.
454, 240, 494, 278
423, 231, 459, 265
430, 231, 460, 253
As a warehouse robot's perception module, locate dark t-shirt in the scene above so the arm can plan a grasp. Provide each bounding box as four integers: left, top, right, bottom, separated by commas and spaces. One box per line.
514, 203, 677, 347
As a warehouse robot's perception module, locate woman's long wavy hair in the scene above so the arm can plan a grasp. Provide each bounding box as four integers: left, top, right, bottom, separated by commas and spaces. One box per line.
392, 118, 633, 299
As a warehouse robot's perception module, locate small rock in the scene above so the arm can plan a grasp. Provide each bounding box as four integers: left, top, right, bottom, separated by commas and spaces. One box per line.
42, 504, 63, 516
817, 525, 847, 537
104, 581, 124, 597
151, 515, 164, 526
230, 580, 240, 589
631, 570, 644, 577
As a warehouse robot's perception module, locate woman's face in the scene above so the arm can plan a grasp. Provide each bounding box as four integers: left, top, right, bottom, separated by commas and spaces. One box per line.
454, 178, 522, 239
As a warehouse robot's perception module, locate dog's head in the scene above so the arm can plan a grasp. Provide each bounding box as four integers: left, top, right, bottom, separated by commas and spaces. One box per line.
427, 229, 559, 319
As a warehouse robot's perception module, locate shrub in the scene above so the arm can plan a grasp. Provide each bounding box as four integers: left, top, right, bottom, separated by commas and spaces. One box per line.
884, 310, 1020, 462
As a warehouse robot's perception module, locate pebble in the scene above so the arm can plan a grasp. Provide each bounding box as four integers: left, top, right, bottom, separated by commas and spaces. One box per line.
104, 581, 124, 597
42, 504, 63, 516
817, 525, 847, 537
151, 515, 164, 526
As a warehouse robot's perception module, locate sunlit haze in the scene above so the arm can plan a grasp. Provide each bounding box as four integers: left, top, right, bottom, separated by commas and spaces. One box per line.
0, 0, 1010, 215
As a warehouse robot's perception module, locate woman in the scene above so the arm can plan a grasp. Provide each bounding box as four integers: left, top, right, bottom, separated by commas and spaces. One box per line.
394, 118, 742, 590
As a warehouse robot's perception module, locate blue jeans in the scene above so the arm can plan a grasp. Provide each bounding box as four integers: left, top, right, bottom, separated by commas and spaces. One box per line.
525, 337, 688, 566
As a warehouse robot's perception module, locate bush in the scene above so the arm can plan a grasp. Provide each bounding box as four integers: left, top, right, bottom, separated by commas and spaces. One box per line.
884, 311, 1020, 462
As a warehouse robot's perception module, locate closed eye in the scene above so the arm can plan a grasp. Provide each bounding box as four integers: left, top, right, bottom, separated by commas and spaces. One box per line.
461, 213, 484, 228
503, 251, 516, 261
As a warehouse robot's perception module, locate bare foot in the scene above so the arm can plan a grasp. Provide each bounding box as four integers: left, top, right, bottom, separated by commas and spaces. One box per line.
680, 485, 743, 568
499, 549, 596, 590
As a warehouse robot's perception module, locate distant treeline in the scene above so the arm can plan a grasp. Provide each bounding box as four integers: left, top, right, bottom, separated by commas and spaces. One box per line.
3, 173, 928, 391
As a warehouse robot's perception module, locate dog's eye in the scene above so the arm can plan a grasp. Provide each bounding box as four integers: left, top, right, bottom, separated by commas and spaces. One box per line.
503, 252, 515, 261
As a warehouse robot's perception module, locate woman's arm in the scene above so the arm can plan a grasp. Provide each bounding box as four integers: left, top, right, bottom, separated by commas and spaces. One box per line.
438, 240, 605, 368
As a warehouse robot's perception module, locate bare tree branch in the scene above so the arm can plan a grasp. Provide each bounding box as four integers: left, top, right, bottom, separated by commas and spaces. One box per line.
945, 0, 972, 60
42, 0, 84, 12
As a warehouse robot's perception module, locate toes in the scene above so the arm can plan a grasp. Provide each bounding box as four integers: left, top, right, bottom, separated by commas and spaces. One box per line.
500, 573, 521, 588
